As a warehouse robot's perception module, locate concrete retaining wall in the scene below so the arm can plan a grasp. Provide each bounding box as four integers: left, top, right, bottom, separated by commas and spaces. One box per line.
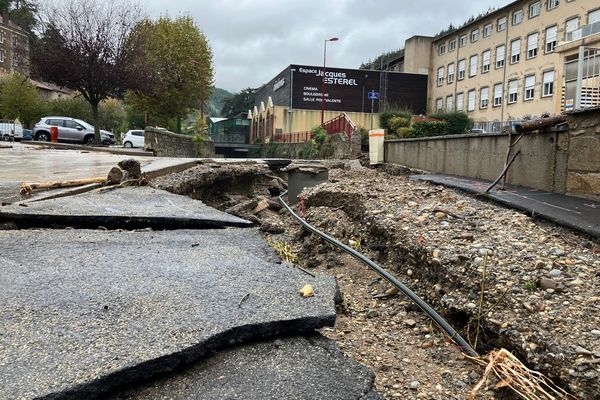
260, 131, 362, 160
385, 107, 600, 200
144, 128, 214, 158
565, 107, 600, 199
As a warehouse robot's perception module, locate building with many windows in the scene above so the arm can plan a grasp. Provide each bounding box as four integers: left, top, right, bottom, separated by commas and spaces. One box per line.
0, 12, 29, 76
411, 0, 600, 126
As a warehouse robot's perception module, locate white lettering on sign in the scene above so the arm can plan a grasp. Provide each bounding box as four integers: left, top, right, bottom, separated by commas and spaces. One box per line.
298, 68, 359, 86
273, 78, 285, 91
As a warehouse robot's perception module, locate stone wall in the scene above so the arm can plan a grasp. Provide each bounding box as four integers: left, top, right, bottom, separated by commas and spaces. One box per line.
565, 107, 600, 200
259, 131, 362, 160
144, 127, 215, 158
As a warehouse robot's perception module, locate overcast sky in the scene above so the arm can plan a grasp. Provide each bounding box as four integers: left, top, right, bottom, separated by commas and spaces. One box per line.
144, 0, 509, 93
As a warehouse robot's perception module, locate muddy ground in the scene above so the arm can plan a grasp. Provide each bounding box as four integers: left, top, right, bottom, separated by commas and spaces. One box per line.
151, 160, 600, 400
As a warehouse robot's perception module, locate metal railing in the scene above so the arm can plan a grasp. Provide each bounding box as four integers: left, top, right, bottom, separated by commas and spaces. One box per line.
323, 112, 356, 138
566, 20, 600, 42
471, 120, 521, 134
273, 131, 312, 144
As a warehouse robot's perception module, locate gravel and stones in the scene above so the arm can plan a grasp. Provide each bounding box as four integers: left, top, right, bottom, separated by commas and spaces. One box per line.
110, 334, 382, 400
0, 228, 337, 399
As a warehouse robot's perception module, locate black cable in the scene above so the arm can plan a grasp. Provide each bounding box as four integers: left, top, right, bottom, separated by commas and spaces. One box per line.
278, 190, 478, 357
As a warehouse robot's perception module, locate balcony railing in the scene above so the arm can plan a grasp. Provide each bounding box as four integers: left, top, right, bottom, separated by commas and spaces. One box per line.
566, 20, 600, 42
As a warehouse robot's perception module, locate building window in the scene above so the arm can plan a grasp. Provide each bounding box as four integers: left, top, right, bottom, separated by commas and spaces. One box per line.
471, 29, 479, 43
482, 50, 491, 73
0, 50, 4, 63
545, 25, 557, 53
494, 83, 503, 106
459, 35, 467, 47
524, 75, 535, 100
497, 16, 507, 31
469, 55, 478, 77
436, 98, 444, 112
480, 87, 489, 109
511, 39, 521, 64
446, 95, 454, 111
12, 36, 17, 48
438, 43, 446, 55
467, 90, 476, 112
527, 32, 538, 58
456, 92, 464, 111
496, 45, 505, 68
547, 0, 559, 10
565, 17, 579, 40
529, 1, 541, 18
589, 9, 600, 24
437, 66, 445, 86
0, 31, 4, 44
458, 59, 466, 80
449, 39, 456, 51
12, 57, 18, 67
447, 62, 455, 83
508, 79, 518, 103
542, 70, 555, 96
483, 23, 493, 37
513, 10, 523, 25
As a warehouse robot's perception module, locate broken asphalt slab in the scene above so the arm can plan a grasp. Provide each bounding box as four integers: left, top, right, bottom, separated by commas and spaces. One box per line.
110, 334, 382, 400
412, 174, 600, 238
0, 228, 338, 399
0, 186, 252, 229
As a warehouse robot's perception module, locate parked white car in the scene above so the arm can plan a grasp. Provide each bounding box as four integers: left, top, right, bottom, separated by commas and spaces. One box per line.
122, 130, 145, 148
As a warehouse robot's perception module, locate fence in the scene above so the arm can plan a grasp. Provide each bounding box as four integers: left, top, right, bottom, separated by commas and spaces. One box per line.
272, 113, 357, 144
471, 120, 521, 133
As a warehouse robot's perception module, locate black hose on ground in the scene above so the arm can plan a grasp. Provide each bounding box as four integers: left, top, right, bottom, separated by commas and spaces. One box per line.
278, 190, 479, 358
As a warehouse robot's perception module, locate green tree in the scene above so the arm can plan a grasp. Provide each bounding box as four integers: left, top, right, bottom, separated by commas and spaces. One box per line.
128, 16, 214, 132
220, 88, 256, 118
47, 96, 92, 122
0, 73, 46, 127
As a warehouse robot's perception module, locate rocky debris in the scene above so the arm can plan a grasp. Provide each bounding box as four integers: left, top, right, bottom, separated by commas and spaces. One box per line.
258, 166, 599, 399
117, 158, 143, 180
107, 166, 124, 184
110, 335, 382, 400
0, 228, 338, 399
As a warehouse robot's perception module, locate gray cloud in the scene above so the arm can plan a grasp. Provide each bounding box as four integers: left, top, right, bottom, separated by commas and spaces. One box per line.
144, 0, 508, 92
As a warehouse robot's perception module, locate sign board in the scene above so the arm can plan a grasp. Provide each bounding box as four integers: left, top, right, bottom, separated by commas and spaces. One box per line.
368, 91, 379, 100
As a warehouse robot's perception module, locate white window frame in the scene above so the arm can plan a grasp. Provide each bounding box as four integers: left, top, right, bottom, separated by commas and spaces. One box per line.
511, 39, 521, 64
437, 66, 445, 86
547, 0, 559, 11
458, 59, 466, 80
565, 17, 579, 40
459, 35, 467, 47
542, 70, 554, 97
467, 90, 476, 112
471, 29, 479, 43
446, 95, 454, 111
497, 16, 507, 31
513, 10, 523, 25
449, 39, 456, 51
527, 32, 538, 59
482, 50, 491, 73
456, 92, 464, 111
524, 75, 535, 100
545, 25, 557, 53
436, 98, 444, 112
447, 63, 455, 83
483, 23, 493, 37
493, 83, 503, 106
508, 79, 518, 103
529, 1, 541, 18
0, 50, 4, 63
0, 31, 4, 44
496, 45, 505, 68
469, 55, 478, 77
480, 87, 489, 109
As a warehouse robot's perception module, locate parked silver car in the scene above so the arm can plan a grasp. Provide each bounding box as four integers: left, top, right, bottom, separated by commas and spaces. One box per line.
32, 116, 115, 145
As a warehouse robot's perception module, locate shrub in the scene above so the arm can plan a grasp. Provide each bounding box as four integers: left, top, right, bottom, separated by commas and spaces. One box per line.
388, 116, 410, 134
379, 111, 411, 131
311, 125, 327, 145
429, 112, 472, 135
397, 127, 415, 138
412, 120, 449, 137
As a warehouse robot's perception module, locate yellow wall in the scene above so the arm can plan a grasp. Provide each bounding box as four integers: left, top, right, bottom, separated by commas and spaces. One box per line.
263, 107, 381, 134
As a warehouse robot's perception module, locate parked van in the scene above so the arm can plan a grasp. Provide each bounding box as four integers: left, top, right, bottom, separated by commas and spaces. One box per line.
0, 120, 23, 141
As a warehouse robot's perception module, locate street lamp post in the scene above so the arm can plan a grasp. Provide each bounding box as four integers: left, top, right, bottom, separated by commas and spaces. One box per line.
190, 59, 204, 121
321, 37, 339, 126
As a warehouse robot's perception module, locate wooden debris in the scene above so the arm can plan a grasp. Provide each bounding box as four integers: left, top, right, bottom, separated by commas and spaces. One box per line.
20, 177, 108, 197
514, 115, 567, 134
